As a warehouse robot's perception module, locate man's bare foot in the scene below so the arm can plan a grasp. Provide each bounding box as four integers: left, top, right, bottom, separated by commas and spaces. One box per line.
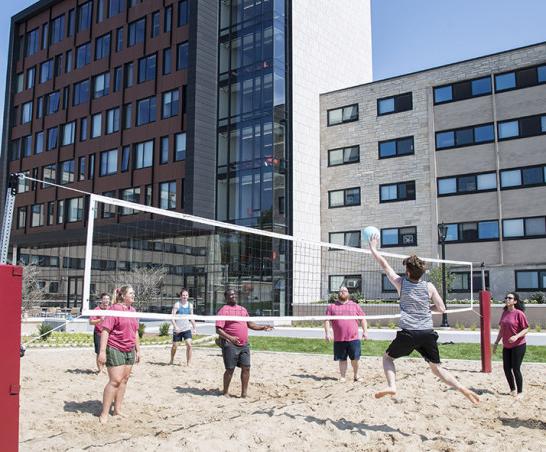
241, 392, 247, 398
113, 411, 126, 417
223, 391, 229, 397
339, 377, 346, 383
461, 388, 480, 405
374, 388, 396, 399
353, 377, 363, 383
169, 361, 174, 365
99, 414, 108, 424
510, 390, 517, 397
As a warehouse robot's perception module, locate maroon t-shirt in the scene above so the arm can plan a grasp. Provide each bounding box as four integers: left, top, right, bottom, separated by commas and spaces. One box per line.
101, 304, 139, 352
215, 305, 249, 345
499, 309, 529, 349
326, 300, 365, 342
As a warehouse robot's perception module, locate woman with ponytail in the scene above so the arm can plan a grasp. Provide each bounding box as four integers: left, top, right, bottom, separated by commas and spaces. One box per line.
97, 285, 140, 423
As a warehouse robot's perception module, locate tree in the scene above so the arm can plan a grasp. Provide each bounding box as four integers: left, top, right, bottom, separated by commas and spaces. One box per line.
20, 261, 46, 311
111, 266, 168, 310
427, 266, 455, 296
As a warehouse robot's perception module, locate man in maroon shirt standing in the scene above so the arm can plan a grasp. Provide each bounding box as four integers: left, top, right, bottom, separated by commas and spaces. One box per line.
216, 289, 273, 398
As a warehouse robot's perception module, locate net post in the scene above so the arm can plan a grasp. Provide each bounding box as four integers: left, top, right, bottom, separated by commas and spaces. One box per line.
479, 289, 492, 373
82, 194, 97, 314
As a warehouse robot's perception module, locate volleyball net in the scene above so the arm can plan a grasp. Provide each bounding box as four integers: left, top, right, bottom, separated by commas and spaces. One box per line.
81, 194, 474, 323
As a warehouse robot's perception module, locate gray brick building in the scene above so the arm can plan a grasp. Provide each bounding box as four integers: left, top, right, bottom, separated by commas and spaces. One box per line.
320, 42, 546, 301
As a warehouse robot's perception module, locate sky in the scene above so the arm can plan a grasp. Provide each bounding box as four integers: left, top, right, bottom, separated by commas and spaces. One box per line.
1, 0, 545, 141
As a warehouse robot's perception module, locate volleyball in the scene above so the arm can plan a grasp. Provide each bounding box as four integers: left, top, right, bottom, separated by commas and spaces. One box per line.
363, 225, 380, 244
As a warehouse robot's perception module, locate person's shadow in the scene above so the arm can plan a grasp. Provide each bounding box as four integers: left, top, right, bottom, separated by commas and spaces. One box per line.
147, 361, 172, 367
65, 368, 98, 375
500, 417, 546, 430
64, 400, 102, 415
175, 386, 222, 396
291, 374, 337, 382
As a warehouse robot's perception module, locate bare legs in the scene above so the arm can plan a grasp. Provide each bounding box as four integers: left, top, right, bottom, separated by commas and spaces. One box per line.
99, 365, 132, 424
374, 353, 479, 404
223, 367, 250, 398
169, 340, 192, 365
338, 360, 360, 381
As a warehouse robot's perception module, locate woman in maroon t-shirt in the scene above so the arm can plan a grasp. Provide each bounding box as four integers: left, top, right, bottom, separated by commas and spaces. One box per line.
493, 292, 529, 397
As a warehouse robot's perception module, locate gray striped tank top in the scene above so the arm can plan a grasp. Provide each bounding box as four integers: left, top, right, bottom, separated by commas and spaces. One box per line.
399, 277, 433, 330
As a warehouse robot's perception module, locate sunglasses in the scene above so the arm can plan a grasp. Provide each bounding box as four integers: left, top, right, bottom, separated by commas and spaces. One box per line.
505, 296, 514, 300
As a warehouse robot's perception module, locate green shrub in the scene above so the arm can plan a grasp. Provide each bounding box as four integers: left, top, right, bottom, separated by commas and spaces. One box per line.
38, 322, 54, 341
535, 324, 542, 333
470, 324, 477, 331
455, 322, 465, 331
138, 323, 146, 339
387, 321, 396, 330
528, 292, 545, 304
159, 322, 170, 336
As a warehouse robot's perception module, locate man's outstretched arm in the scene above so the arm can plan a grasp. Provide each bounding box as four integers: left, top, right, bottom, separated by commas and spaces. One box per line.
369, 234, 402, 293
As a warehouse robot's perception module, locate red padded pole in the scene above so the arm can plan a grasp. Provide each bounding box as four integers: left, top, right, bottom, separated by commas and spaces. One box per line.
479, 290, 492, 373
0, 264, 22, 451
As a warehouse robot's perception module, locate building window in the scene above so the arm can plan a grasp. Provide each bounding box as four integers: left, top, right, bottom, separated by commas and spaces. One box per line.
79, 156, 86, 180
435, 123, 494, 150
177, 42, 189, 70
500, 164, 546, 189
136, 96, 156, 126
160, 136, 169, 164
106, 108, 120, 134
497, 113, 546, 140
121, 146, 130, 172
41, 22, 49, 49
73, 79, 90, 105
78, 1, 92, 32
55, 55, 64, 77
65, 49, 73, 73
160, 181, 177, 209
380, 181, 416, 203
42, 164, 56, 187
164, 6, 173, 32
178, 0, 189, 26
451, 271, 489, 293
22, 136, 32, 157
327, 104, 358, 126
515, 270, 546, 291
120, 188, 140, 215
35, 131, 44, 154
21, 102, 32, 124
175, 133, 186, 161
100, 149, 118, 176
328, 275, 362, 293
60, 160, 75, 185
47, 202, 54, 225
80, 117, 88, 141
329, 231, 361, 248
46, 91, 60, 115
95, 33, 111, 60
15, 73, 24, 93
17, 207, 27, 229
151, 11, 160, 37
124, 103, 132, 129
134, 140, 153, 169
47, 127, 58, 150
128, 17, 146, 47
382, 274, 401, 293
328, 187, 360, 208
25, 28, 39, 57
437, 172, 497, 196
138, 54, 157, 83
116, 27, 123, 52
18, 171, 31, 193
163, 48, 172, 75
31, 204, 45, 227
93, 72, 110, 98
113, 66, 122, 92
377, 92, 412, 115
91, 113, 102, 138
378, 136, 414, 159
503, 216, 546, 239
443, 220, 499, 243
76, 42, 91, 69
67, 9, 75, 36
434, 76, 492, 104
101, 191, 117, 218
39, 59, 53, 83
145, 185, 153, 206
62, 122, 76, 146
89, 154, 95, 178
162, 89, 179, 118
495, 64, 546, 93
109, 0, 125, 17
381, 226, 417, 247
26, 67, 36, 89
67, 197, 84, 222
124, 62, 134, 87
328, 145, 359, 166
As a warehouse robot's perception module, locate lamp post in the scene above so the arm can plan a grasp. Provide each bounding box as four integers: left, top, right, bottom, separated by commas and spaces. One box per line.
438, 223, 449, 327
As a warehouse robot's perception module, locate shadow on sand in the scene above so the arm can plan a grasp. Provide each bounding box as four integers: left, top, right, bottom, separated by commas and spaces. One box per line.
64, 399, 102, 415
291, 374, 338, 382
175, 386, 223, 397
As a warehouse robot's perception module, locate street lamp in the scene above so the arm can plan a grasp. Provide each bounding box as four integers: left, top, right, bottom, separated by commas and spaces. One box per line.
438, 223, 449, 327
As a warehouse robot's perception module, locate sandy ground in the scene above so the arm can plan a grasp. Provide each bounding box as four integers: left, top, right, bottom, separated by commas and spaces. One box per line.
20, 346, 546, 451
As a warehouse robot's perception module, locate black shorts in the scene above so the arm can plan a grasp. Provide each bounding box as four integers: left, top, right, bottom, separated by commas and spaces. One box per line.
173, 330, 192, 342
333, 340, 361, 361
221, 340, 251, 369
94, 331, 101, 354
386, 329, 441, 364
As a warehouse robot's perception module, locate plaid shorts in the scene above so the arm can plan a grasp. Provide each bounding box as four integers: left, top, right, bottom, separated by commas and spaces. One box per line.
106, 346, 136, 367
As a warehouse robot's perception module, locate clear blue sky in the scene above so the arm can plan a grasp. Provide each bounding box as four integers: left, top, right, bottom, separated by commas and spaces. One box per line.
1, 0, 545, 142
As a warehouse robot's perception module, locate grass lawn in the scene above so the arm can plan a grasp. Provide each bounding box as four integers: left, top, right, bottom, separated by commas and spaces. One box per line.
244, 336, 546, 363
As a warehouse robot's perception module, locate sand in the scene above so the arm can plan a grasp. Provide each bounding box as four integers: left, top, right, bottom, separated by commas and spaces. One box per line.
20, 345, 546, 451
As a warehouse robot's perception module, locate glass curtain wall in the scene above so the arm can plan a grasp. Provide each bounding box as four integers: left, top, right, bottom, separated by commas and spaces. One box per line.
216, 0, 289, 315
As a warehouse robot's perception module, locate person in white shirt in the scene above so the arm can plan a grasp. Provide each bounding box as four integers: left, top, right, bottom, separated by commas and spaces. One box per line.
169, 289, 197, 366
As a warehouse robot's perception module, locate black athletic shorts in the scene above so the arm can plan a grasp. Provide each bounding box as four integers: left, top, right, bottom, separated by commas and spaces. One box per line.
221, 340, 251, 369
386, 329, 441, 364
